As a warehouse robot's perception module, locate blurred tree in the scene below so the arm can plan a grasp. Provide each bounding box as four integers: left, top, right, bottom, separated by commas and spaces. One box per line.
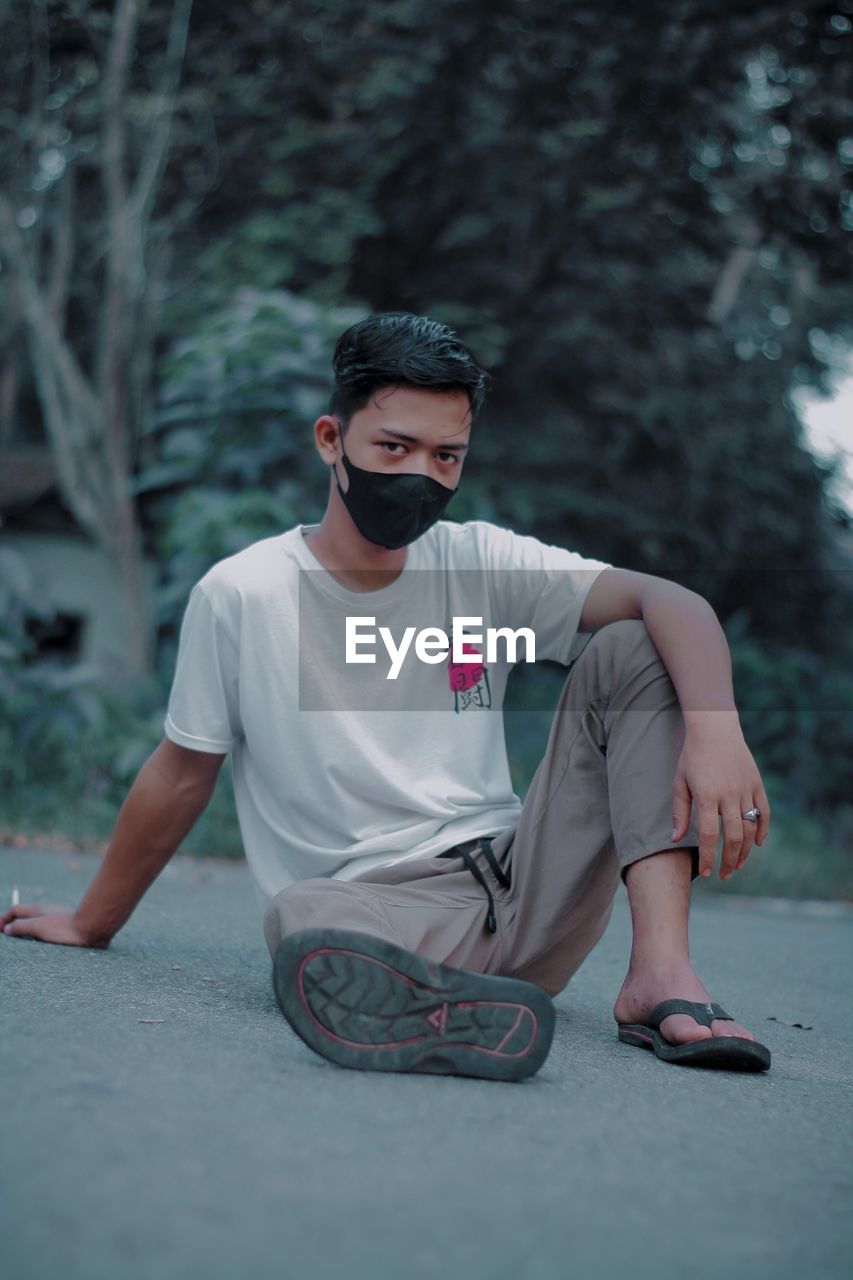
2, 1, 851, 665
1, 0, 851, 862
0, 0, 197, 675
164, 0, 852, 655
135, 286, 361, 670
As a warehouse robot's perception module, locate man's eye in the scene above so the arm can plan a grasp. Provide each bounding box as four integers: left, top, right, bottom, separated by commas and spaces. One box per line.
378, 443, 459, 463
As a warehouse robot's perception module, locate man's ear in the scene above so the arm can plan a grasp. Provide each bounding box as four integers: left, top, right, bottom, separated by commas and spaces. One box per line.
314, 414, 342, 464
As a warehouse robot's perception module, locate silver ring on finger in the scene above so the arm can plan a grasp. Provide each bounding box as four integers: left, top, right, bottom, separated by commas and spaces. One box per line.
742, 806, 761, 822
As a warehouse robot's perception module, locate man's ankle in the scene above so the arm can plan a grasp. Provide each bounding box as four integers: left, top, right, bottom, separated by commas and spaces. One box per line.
624, 953, 694, 979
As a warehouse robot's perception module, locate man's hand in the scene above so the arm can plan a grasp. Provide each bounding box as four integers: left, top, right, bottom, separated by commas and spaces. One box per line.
0, 740, 224, 951
0, 903, 106, 948
671, 718, 771, 880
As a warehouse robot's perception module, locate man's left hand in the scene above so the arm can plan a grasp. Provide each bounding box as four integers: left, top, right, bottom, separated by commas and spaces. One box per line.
671, 719, 771, 879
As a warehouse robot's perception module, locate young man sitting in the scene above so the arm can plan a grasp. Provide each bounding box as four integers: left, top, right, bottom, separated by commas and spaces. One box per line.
1, 312, 772, 1080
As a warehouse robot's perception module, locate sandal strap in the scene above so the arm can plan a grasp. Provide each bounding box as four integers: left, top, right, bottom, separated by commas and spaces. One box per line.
646, 999, 732, 1030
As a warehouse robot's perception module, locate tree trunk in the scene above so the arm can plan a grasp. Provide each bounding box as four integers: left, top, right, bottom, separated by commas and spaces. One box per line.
0, 0, 194, 678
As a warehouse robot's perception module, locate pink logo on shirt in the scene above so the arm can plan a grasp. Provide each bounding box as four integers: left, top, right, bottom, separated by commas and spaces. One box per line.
448, 642, 491, 712
448, 642, 484, 691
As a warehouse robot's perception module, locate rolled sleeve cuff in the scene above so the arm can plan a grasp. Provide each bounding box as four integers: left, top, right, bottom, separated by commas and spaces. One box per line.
164, 714, 238, 754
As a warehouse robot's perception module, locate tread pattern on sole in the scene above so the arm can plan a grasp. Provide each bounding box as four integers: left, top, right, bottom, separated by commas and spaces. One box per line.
273, 928, 556, 1081
298, 946, 538, 1057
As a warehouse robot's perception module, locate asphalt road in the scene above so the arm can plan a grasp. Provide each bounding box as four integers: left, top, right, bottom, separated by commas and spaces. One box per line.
1, 846, 851, 1280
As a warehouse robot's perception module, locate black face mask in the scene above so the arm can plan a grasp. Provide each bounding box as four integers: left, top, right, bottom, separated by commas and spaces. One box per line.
332, 426, 458, 549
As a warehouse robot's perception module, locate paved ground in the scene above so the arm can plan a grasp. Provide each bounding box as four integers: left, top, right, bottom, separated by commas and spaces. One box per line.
1, 846, 851, 1280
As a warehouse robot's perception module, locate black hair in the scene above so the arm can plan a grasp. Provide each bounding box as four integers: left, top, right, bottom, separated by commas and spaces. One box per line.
328, 311, 491, 431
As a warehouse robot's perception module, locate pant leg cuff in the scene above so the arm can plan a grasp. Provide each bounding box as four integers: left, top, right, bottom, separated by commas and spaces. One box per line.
619, 843, 700, 885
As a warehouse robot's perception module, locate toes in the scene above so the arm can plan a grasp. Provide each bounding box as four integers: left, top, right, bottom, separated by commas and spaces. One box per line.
713, 1020, 755, 1041
662, 1016, 756, 1043
660, 1015, 713, 1045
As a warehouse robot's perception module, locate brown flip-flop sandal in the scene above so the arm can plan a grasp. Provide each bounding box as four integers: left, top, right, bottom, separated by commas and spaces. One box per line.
618, 998, 771, 1071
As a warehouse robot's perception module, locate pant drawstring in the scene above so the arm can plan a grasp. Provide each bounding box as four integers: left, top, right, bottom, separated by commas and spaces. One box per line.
438, 836, 510, 935
479, 836, 511, 891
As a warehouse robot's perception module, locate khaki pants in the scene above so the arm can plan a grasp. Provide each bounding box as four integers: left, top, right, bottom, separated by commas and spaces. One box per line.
263, 619, 702, 997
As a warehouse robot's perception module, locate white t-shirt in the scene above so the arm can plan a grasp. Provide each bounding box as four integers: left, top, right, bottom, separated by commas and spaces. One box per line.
163, 519, 612, 911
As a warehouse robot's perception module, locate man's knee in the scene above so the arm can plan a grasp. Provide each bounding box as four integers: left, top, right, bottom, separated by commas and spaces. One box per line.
563, 618, 674, 719
587, 618, 666, 679
262, 877, 335, 959
589, 617, 657, 655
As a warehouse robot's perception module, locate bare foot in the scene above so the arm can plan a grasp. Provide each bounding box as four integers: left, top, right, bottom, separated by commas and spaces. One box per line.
613, 964, 756, 1045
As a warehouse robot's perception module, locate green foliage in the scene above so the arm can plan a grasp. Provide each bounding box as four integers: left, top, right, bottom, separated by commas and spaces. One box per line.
138, 287, 363, 650
0, 548, 161, 830
150, 0, 853, 660
730, 635, 853, 815
2, 2, 852, 893
0, 545, 243, 857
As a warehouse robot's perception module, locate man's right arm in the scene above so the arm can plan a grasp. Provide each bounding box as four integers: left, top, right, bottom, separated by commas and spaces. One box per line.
0, 739, 227, 948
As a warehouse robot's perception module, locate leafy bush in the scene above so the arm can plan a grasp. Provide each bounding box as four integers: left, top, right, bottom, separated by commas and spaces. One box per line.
139, 287, 364, 655
727, 619, 853, 817
0, 545, 245, 856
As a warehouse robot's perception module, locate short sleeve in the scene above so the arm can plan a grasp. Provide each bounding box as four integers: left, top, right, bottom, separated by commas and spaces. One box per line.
164, 584, 243, 753
482, 524, 613, 666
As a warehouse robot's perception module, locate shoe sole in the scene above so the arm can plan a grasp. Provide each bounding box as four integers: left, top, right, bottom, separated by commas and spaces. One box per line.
273, 927, 556, 1081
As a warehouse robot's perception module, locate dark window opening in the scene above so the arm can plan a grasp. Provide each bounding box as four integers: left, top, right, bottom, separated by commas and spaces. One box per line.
23, 612, 85, 662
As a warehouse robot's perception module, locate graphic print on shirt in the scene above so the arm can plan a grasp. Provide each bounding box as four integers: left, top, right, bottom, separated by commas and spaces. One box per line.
447, 640, 492, 714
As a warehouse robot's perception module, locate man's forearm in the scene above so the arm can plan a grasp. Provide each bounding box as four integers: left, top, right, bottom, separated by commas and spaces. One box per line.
640, 584, 739, 726
73, 758, 215, 946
